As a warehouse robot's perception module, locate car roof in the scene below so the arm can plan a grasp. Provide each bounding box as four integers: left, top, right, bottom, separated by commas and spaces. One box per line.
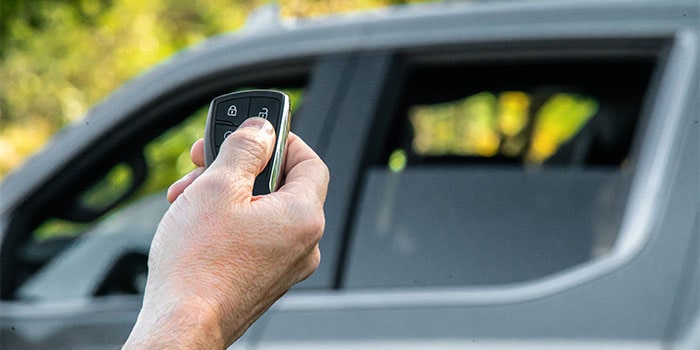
1, 0, 697, 217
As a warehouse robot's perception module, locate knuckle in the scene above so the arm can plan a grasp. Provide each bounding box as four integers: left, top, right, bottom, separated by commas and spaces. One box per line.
192, 173, 228, 197
299, 248, 321, 282
309, 158, 330, 185
319, 160, 330, 183
284, 202, 325, 248
310, 159, 330, 200
301, 214, 325, 247
307, 248, 321, 273
307, 212, 326, 240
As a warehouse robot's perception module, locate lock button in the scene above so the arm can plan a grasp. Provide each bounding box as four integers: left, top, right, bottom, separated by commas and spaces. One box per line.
216, 98, 249, 125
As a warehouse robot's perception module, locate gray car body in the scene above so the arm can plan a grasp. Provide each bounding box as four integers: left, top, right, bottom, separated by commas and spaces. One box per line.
1, 0, 698, 348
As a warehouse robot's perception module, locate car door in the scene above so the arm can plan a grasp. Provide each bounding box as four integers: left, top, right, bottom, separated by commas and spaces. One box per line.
254, 15, 699, 350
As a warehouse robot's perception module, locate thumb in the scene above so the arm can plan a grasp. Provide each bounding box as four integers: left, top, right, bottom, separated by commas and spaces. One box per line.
210, 117, 276, 197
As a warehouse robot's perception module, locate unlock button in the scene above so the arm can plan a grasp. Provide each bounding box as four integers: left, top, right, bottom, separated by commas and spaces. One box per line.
249, 98, 280, 124
216, 98, 249, 125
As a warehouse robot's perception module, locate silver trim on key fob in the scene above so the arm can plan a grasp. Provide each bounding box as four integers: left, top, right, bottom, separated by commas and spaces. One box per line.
268, 94, 291, 193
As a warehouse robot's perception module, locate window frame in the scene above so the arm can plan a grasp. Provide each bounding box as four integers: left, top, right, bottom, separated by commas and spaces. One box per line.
0, 53, 349, 299
290, 34, 691, 301
256, 33, 698, 346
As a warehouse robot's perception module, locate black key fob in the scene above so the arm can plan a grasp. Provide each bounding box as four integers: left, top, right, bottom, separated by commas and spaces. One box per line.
204, 90, 291, 195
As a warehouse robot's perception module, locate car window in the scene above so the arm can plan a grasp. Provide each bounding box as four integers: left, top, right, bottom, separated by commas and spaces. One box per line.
32, 88, 303, 240
18, 87, 304, 299
342, 58, 655, 289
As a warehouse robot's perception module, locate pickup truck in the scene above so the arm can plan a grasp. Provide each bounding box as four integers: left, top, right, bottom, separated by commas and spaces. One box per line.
1, 0, 698, 348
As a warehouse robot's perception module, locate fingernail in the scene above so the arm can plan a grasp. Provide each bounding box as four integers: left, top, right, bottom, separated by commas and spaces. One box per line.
240, 117, 273, 134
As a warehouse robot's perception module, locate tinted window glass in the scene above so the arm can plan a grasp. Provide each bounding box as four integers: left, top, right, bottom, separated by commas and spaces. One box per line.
386, 91, 599, 172
18, 87, 304, 300
343, 59, 654, 289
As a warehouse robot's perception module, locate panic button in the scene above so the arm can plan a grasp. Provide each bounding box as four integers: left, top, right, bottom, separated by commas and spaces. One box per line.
214, 123, 236, 146
249, 98, 280, 124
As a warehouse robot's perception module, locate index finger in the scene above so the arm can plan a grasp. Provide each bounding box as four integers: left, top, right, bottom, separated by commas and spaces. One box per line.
190, 138, 205, 168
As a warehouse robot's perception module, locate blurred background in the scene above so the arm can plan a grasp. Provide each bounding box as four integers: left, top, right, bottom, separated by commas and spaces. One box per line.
1, 0, 602, 242
5, 2, 695, 347
0, 0, 431, 180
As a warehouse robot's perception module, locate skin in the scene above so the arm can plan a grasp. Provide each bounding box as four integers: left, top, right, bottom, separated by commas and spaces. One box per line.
123, 117, 330, 349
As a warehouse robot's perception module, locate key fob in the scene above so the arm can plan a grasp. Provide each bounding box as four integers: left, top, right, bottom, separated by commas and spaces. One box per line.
204, 90, 291, 195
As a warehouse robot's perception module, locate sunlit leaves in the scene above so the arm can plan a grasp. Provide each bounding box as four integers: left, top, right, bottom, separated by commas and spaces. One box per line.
408, 91, 597, 164
0, 118, 52, 174
528, 93, 598, 163
388, 148, 407, 172
33, 219, 90, 241
497, 91, 529, 137
139, 109, 208, 199
282, 0, 398, 17
80, 163, 133, 211
410, 92, 501, 157
0, 0, 430, 179
411, 92, 496, 157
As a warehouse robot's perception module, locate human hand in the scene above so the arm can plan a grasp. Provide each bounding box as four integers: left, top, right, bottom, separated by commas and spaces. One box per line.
124, 117, 329, 349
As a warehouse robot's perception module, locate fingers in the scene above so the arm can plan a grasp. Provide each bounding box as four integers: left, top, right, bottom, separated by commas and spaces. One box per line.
191, 139, 205, 167
210, 118, 276, 198
283, 133, 320, 174
167, 167, 204, 203
279, 133, 330, 203
177, 128, 326, 206
165, 139, 205, 203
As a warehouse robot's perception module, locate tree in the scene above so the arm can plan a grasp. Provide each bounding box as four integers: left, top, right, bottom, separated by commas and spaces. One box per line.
0, 0, 424, 177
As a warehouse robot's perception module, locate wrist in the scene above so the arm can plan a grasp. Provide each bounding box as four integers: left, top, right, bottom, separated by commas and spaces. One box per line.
123, 297, 227, 350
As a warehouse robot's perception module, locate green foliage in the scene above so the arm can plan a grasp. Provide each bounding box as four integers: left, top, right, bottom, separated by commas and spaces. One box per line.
34, 219, 90, 241
139, 108, 209, 199
0, 0, 244, 176
408, 91, 597, 164
80, 163, 134, 210
0, 0, 428, 178
0, 0, 427, 240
